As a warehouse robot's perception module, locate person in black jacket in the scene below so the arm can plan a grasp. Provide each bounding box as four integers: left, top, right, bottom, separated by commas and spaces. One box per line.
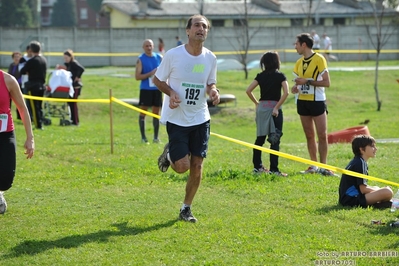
20, 41, 47, 130
57, 49, 84, 125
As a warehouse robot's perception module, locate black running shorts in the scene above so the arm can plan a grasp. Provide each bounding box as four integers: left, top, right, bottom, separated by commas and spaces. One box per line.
139, 89, 162, 107
339, 194, 367, 208
166, 120, 210, 163
0, 131, 16, 191
297, 100, 327, 116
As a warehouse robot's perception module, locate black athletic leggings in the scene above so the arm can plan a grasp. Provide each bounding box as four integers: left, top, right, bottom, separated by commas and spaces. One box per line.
253, 109, 283, 172
0, 131, 16, 191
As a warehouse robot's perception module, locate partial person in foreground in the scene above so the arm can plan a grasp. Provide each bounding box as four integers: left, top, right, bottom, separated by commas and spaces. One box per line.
338, 135, 393, 209
0, 70, 35, 214
154, 14, 220, 223
135, 39, 163, 144
246, 51, 289, 176
291, 33, 336, 176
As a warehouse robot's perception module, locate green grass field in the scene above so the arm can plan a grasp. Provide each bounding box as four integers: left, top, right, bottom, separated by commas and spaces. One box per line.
1, 61, 399, 265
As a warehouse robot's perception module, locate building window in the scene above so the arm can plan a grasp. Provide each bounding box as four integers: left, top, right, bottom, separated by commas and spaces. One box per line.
290, 18, 303, 26
80, 8, 88, 20
212, 19, 224, 27
333, 18, 345, 25
233, 19, 247, 27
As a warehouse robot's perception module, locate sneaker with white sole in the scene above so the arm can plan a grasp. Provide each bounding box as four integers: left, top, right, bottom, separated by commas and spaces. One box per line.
158, 143, 170, 172
270, 171, 288, 177
300, 166, 318, 174
253, 166, 270, 174
0, 192, 7, 214
318, 168, 339, 177
179, 207, 197, 223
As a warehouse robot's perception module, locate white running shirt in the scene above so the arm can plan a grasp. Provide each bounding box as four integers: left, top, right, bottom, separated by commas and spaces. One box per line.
155, 45, 217, 127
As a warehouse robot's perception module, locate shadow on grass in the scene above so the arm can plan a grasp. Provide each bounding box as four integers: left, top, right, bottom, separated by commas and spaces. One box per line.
3, 219, 178, 258
316, 203, 393, 214
163, 169, 279, 184
166, 173, 189, 182
318, 205, 399, 248
206, 169, 276, 182
316, 204, 350, 214
364, 219, 399, 249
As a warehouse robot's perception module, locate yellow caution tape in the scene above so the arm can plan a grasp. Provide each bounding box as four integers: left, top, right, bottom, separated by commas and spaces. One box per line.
23, 94, 110, 103
22, 94, 399, 187
210, 132, 399, 187
110, 97, 159, 117
111, 97, 399, 187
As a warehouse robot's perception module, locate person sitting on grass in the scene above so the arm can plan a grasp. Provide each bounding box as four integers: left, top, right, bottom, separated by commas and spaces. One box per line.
338, 135, 393, 209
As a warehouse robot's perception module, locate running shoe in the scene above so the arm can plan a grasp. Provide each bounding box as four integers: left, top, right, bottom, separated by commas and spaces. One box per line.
253, 166, 270, 174
300, 166, 318, 174
270, 171, 288, 177
179, 207, 197, 223
0, 192, 7, 214
158, 143, 170, 172
318, 168, 339, 177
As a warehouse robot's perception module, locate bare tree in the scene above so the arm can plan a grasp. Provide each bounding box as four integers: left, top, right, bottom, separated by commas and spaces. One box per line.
224, 0, 263, 79
298, 0, 335, 29
363, 0, 399, 111
198, 0, 204, 15
301, 0, 323, 27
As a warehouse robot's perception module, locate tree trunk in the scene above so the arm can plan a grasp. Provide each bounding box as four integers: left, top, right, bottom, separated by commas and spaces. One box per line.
374, 52, 382, 111
306, 0, 313, 27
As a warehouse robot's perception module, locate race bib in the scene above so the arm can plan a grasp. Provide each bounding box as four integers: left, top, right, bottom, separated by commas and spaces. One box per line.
180, 82, 205, 106
298, 83, 316, 101
0, 114, 9, 132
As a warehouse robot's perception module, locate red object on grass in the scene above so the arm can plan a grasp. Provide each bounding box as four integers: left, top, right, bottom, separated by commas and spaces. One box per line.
327, 126, 370, 144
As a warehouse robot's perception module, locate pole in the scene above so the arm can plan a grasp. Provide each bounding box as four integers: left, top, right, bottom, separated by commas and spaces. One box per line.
37, 0, 41, 27
109, 89, 114, 154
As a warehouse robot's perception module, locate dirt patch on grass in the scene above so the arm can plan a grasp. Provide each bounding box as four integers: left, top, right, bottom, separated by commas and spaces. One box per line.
210, 107, 255, 125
